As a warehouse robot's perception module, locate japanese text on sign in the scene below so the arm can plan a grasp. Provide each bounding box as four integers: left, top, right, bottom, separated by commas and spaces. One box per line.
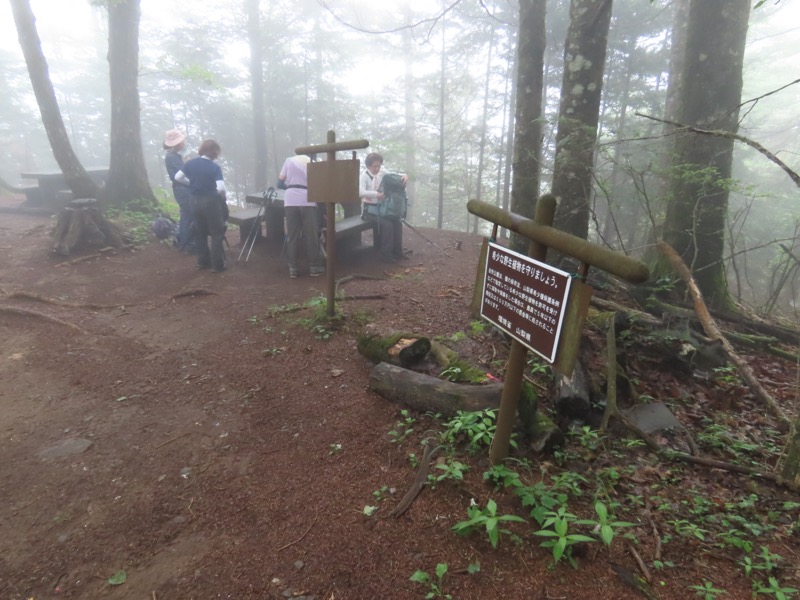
481, 242, 572, 362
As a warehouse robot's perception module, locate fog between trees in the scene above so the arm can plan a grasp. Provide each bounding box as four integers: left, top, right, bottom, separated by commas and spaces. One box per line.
1, 0, 799, 315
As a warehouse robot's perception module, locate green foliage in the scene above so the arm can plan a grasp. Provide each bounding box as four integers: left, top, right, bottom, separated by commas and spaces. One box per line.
469, 320, 487, 335
689, 580, 726, 599
430, 459, 469, 486
753, 577, 797, 599
441, 409, 514, 453
532, 506, 596, 568
388, 409, 417, 444
451, 499, 525, 548
576, 501, 636, 547
482, 464, 521, 490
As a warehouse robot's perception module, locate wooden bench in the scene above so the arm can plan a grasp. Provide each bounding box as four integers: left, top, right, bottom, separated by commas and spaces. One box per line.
227, 206, 265, 243
332, 214, 374, 241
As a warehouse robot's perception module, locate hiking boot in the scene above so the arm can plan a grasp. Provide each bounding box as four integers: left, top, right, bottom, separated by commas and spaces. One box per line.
310, 268, 324, 277
197, 263, 210, 270
289, 268, 299, 279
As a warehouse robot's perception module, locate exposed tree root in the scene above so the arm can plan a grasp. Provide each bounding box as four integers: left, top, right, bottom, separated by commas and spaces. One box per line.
4, 291, 140, 310
0, 306, 86, 333
334, 273, 387, 298
170, 289, 218, 301
390, 441, 441, 518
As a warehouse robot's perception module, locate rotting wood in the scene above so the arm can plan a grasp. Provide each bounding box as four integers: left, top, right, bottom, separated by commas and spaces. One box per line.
658, 241, 788, 422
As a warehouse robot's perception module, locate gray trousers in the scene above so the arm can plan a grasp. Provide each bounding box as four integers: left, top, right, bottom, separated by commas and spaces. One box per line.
285, 205, 323, 271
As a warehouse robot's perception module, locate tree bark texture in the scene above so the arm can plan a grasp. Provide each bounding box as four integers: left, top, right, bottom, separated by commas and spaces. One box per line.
662, 0, 749, 309
105, 0, 155, 207
51, 205, 127, 256
510, 0, 547, 253
247, 0, 268, 192
551, 0, 613, 241
10, 0, 98, 199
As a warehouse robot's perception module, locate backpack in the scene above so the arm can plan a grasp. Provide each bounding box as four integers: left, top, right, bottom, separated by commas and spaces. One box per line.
151, 216, 178, 241
375, 173, 407, 220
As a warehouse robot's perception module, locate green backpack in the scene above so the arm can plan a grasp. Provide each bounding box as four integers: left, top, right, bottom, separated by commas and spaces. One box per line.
371, 173, 407, 220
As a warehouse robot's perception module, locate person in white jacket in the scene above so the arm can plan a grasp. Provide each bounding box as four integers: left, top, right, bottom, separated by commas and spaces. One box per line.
359, 152, 408, 263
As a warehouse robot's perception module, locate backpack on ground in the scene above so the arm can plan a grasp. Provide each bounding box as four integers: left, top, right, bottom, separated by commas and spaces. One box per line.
151, 216, 178, 241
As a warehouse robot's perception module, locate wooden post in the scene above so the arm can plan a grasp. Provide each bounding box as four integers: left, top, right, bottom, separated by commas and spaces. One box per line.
489, 196, 556, 465
325, 131, 337, 317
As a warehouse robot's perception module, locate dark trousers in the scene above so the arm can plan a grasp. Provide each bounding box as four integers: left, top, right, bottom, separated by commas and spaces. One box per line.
174, 190, 196, 251
285, 205, 323, 271
367, 214, 403, 259
194, 194, 226, 270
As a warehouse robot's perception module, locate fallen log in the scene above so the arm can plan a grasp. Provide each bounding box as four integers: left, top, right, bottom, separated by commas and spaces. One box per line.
357, 330, 432, 368
368, 362, 502, 415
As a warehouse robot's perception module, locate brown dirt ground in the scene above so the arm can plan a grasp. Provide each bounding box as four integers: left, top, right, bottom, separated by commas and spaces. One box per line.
1, 198, 798, 600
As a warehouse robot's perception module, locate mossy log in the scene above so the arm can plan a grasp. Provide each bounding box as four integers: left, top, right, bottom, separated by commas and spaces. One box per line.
368, 362, 502, 416
357, 330, 432, 368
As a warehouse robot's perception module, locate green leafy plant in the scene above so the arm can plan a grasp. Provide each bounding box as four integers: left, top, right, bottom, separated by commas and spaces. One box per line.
430, 460, 469, 486
409, 563, 452, 599
469, 320, 487, 335
668, 518, 708, 542
442, 409, 513, 453
451, 499, 526, 548
754, 577, 797, 599
533, 506, 596, 567
577, 501, 636, 547
483, 464, 521, 490
689, 580, 726, 599
388, 409, 417, 444
439, 366, 463, 382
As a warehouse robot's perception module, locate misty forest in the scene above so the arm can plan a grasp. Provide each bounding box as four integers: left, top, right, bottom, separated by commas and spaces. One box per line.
4, 0, 800, 597
1, 0, 798, 315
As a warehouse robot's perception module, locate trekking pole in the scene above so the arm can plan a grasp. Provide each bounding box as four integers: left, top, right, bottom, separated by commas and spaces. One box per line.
243, 208, 263, 262
237, 202, 265, 262
401, 219, 452, 257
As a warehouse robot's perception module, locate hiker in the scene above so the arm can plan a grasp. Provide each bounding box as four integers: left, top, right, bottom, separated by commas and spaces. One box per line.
277, 154, 324, 279
174, 139, 229, 273
163, 128, 196, 254
359, 152, 409, 263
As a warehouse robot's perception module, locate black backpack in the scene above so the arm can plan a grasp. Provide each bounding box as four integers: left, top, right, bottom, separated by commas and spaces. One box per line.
376, 173, 407, 220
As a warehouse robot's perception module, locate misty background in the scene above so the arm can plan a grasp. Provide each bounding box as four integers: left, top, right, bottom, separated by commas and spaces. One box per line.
1, 0, 799, 312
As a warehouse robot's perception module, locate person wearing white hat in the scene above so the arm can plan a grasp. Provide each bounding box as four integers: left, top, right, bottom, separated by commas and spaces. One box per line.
163, 128, 196, 253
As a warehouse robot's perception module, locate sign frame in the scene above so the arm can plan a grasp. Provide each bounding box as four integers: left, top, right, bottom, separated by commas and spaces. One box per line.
480, 241, 572, 363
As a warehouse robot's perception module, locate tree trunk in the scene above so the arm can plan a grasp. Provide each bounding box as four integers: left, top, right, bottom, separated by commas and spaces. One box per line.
10, 0, 98, 200
551, 0, 613, 242
247, 0, 268, 192
662, 0, 750, 310
510, 0, 547, 253
104, 0, 155, 208
403, 15, 417, 223
436, 0, 446, 230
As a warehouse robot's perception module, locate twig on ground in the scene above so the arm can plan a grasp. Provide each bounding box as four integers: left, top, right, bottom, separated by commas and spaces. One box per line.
153, 431, 191, 449
276, 514, 319, 551
627, 542, 652, 583
650, 518, 662, 562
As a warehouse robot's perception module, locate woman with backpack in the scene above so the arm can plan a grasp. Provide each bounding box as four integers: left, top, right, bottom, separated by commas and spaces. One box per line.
359, 152, 409, 263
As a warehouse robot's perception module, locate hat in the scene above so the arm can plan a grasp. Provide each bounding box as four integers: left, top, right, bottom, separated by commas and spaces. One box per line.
164, 129, 186, 147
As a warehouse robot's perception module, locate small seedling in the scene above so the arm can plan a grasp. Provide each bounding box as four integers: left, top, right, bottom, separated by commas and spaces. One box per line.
410, 563, 452, 599
452, 499, 526, 548
689, 580, 725, 599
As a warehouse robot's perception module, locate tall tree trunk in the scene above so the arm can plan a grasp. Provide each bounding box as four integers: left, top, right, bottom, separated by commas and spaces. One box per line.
662, 0, 750, 310
403, 20, 417, 223
510, 0, 547, 253
10, 0, 97, 199
437, 2, 446, 230
551, 0, 613, 242
105, 0, 155, 207
247, 0, 268, 191
472, 26, 496, 234
500, 40, 517, 240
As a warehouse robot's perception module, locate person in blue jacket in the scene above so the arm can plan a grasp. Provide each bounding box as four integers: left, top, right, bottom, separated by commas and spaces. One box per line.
163, 129, 196, 253
174, 139, 228, 273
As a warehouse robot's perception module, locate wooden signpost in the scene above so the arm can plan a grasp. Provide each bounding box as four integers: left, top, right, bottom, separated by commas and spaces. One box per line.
295, 131, 369, 317
467, 195, 650, 464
